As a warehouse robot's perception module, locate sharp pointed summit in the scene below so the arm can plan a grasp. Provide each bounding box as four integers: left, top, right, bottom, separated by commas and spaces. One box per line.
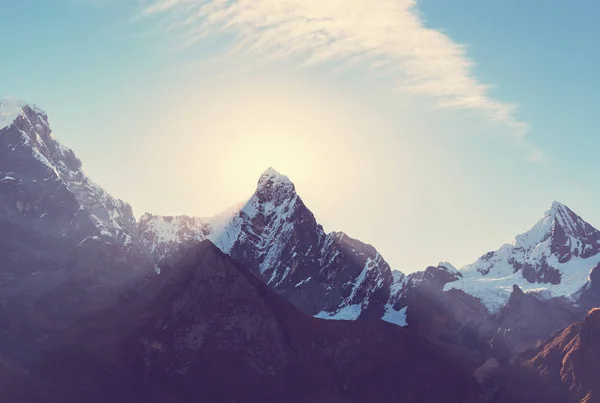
260, 166, 282, 177
256, 166, 295, 196
0, 99, 47, 132
550, 200, 568, 211
509, 201, 600, 258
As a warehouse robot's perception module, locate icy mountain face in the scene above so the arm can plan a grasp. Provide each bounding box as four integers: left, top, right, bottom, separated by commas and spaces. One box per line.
445, 202, 600, 313
138, 214, 212, 263
210, 168, 395, 319
313, 232, 394, 320
0, 100, 140, 245
0, 100, 150, 280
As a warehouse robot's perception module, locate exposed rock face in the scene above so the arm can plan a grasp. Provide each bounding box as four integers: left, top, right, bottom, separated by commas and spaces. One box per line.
497, 308, 600, 403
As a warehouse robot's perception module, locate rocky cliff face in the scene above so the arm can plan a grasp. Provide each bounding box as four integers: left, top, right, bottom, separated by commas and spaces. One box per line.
496, 308, 600, 403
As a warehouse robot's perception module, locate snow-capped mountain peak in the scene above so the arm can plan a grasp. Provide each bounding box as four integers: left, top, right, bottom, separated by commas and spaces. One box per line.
515, 201, 569, 249
0, 99, 47, 132
260, 166, 286, 180
512, 201, 600, 262
446, 202, 600, 313
255, 166, 296, 203
438, 261, 459, 274
548, 201, 598, 239
1, 99, 140, 246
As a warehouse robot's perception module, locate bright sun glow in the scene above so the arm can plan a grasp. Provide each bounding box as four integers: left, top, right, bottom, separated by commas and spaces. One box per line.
140, 73, 403, 217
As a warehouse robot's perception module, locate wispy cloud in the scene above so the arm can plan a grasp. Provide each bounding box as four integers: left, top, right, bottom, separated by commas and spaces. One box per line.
137, 0, 544, 160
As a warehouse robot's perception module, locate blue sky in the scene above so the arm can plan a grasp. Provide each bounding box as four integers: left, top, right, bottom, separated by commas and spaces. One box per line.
1, 0, 599, 272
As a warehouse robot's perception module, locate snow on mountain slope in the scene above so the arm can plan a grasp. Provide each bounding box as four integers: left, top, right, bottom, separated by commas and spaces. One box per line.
212, 168, 303, 274
445, 202, 600, 313
0, 99, 140, 246
0, 99, 40, 130
138, 214, 212, 260
208, 168, 397, 319
137, 201, 244, 263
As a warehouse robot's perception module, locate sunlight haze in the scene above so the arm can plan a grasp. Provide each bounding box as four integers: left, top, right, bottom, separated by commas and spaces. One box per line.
3, 0, 600, 272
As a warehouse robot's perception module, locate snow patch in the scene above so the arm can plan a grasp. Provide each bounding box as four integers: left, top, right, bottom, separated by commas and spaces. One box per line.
295, 277, 312, 288
381, 306, 408, 327
314, 304, 362, 321
446, 253, 600, 313
0, 99, 26, 130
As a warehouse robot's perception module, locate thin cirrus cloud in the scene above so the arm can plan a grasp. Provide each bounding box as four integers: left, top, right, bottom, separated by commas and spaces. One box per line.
138, 0, 545, 161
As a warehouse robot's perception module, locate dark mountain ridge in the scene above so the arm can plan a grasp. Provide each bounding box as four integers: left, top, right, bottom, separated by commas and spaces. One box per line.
0, 241, 485, 403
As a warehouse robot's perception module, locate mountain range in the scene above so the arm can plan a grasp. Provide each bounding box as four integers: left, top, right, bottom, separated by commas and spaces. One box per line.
1, 99, 599, 402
